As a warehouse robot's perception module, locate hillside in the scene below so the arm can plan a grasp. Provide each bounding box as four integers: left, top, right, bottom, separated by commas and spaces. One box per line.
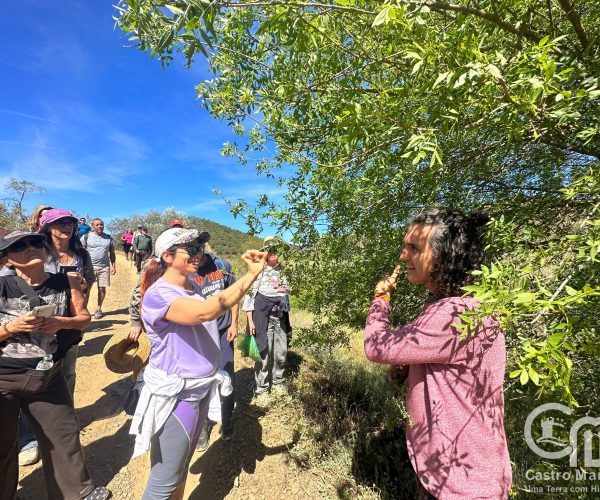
186, 216, 264, 260
107, 209, 264, 260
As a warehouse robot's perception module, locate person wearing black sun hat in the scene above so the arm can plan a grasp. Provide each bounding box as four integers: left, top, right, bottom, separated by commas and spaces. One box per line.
0, 230, 111, 500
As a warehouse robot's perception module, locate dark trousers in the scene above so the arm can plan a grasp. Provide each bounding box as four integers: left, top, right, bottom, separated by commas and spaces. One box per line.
135, 250, 150, 273
0, 363, 94, 500
18, 411, 37, 451
219, 328, 235, 432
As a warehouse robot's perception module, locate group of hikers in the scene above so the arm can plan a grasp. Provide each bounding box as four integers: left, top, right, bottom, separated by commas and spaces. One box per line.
0, 205, 512, 500
0, 208, 292, 500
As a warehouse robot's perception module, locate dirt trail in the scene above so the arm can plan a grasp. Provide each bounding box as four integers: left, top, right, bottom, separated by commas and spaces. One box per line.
17, 253, 333, 500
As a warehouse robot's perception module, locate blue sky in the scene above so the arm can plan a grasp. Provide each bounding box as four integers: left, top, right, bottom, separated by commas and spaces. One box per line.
0, 0, 286, 234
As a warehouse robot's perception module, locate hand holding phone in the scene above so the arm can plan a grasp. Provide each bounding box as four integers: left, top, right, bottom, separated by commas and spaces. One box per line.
30, 304, 57, 318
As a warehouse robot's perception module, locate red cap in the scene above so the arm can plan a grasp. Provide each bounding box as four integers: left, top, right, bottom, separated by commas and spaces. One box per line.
169, 219, 184, 228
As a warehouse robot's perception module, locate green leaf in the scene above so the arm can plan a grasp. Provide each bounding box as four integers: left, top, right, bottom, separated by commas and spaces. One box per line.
512, 292, 537, 304
164, 4, 184, 15
453, 72, 467, 88
487, 64, 502, 79
548, 331, 566, 347
528, 368, 540, 385
412, 60, 423, 74
372, 6, 391, 27
433, 71, 450, 89
520, 370, 529, 385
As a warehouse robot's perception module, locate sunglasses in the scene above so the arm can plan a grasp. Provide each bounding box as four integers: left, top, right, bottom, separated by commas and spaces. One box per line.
175, 244, 205, 257
51, 219, 75, 227
9, 238, 46, 252
265, 247, 279, 253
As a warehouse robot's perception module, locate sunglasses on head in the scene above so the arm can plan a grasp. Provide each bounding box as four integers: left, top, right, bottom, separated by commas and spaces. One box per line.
265, 246, 279, 253
9, 238, 46, 252
175, 244, 205, 257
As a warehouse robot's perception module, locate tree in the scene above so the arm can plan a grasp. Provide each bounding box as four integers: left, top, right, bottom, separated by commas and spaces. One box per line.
0, 178, 46, 230
116, 0, 599, 405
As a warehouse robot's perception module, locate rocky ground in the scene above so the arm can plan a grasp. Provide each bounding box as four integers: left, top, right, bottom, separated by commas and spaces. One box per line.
17, 253, 336, 500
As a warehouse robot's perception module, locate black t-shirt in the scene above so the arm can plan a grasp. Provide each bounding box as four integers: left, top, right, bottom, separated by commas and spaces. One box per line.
0, 273, 71, 373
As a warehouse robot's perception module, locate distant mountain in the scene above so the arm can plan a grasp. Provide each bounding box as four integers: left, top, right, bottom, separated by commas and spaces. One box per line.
185, 216, 264, 259
108, 209, 264, 261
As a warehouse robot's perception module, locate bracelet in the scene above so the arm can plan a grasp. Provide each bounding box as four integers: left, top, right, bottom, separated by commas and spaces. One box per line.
1, 324, 15, 338
374, 292, 391, 302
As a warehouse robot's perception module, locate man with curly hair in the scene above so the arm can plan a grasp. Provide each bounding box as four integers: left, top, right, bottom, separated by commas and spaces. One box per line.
364, 208, 512, 500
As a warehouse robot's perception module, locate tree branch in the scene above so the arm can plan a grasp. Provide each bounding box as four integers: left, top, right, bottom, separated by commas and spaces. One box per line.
220, 1, 544, 43
539, 137, 600, 159
556, 0, 590, 51
220, 0, 375, 16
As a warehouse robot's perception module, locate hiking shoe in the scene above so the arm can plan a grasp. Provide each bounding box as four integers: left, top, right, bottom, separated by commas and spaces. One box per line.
84, 486, 111, 500
18, 446, 40, 466
220, 425, 236, 442
196, 420, 212, 451
94, 310, 103, 320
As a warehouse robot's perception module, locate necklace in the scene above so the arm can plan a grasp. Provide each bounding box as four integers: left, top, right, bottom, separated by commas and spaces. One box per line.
56, 250, 73, 265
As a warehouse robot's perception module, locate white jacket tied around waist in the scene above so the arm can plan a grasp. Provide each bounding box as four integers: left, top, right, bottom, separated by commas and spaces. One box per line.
130, 363, 232, 458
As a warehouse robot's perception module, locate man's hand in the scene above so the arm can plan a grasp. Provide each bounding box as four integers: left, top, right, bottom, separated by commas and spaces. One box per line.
111, 264, 117, 275
247, 318, 256, 336
387, 365, 409, 387
374, 265, 403, 296
227, 325, 238, 342
127, 325, 142, 341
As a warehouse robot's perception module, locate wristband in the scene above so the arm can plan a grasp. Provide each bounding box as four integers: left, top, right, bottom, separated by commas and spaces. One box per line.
374, 292, 391, 302
1, 324, 15, 338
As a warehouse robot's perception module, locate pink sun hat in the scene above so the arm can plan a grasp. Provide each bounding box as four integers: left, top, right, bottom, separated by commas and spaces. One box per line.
39, 208, 78, 228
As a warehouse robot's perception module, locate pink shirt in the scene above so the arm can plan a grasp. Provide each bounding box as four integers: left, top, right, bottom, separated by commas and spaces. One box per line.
364, 297, 512, 499
121, 232, 133, 244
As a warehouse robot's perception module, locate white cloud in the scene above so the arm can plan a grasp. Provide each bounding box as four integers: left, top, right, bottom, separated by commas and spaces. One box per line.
0, 109, 58, 125
183, 198, 227, 213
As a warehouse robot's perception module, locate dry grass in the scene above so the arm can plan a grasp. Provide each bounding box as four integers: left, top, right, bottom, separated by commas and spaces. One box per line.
273, 311, 417, 499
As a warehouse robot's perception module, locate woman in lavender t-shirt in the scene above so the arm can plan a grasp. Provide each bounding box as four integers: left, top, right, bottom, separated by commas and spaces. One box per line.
132, 228, 266, 500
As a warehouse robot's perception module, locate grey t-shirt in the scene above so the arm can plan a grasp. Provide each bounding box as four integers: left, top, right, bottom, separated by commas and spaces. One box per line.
45, 252, 95, 287
82, 232, 113, 267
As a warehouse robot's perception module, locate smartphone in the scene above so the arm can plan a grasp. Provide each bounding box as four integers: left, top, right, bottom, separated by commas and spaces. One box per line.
30, 304, 57, 318
59, 265, 78, 274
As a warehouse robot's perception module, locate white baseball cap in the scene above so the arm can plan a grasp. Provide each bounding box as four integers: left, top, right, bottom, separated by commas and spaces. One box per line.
154, 228, 199, 259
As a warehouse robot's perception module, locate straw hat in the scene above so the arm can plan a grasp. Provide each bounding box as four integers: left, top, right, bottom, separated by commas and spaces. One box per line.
103, 331, 151, 374
261, 235, 287, 251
